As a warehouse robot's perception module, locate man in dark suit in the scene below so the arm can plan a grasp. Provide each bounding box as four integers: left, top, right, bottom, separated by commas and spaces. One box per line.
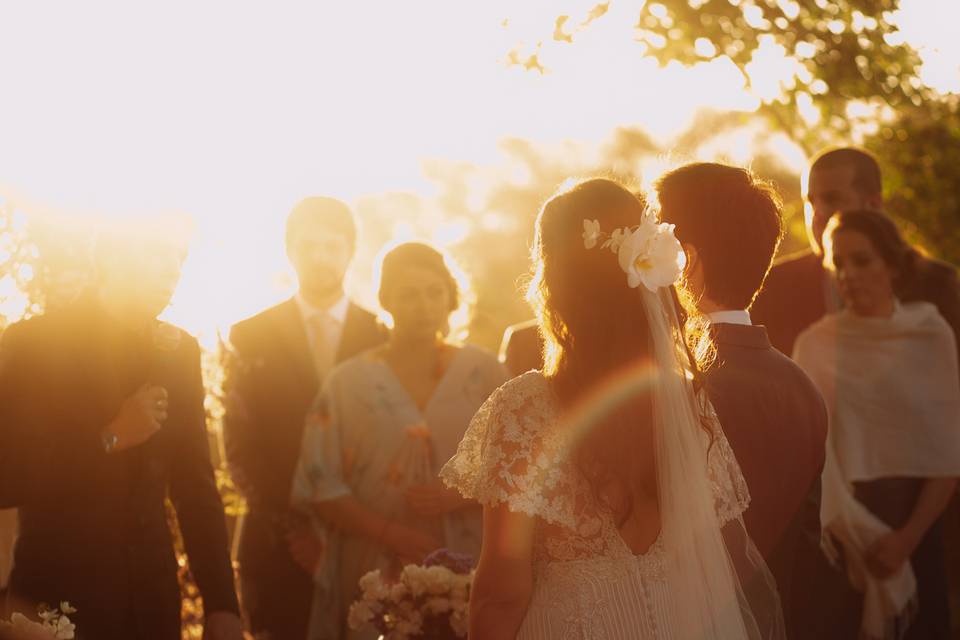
0, 221, 242, 639
223, 197, 385, 639
498, 318, 542, 377
657, 163, 829, 635
752, 147, 960, 358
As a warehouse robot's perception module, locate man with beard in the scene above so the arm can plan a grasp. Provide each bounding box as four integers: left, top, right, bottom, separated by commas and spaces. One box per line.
223, 197, 385, 639
752, 147, 960, 358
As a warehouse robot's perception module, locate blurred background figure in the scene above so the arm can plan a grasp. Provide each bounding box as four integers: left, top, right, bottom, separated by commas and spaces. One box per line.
222, 197, 385, 640
498, 318, 542, 377
752, 147, 960, 359
0, 218, 242, 639
292, 241, 506, 640
794, 210, 960, 640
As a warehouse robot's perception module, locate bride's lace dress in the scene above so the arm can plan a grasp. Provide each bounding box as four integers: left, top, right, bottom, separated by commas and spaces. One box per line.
441, 371, 751, 639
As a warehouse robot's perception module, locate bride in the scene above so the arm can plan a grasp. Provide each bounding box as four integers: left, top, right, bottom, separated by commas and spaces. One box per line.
440, 178, 785, 639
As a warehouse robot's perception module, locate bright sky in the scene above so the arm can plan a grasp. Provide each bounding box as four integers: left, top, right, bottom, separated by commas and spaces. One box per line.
1, 0, 957, 342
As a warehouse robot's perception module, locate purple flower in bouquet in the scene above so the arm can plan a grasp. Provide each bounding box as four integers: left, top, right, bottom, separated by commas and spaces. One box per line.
423, 549, 475, 576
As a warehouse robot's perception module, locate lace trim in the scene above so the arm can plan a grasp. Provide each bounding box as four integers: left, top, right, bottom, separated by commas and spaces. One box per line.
441, 372, 752, 565
440, 372, 585, 532
699, 392, 751, 525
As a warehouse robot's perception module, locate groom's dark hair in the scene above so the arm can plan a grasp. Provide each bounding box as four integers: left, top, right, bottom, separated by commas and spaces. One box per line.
656, 163, 783, 309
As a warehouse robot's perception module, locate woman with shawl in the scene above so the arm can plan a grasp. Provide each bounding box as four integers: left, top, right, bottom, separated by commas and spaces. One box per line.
794, 209, 960, 640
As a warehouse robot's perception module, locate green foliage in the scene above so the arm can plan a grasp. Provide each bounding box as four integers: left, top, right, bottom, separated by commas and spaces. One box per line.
0, 201, 40, 328
515, 1, 960, 263
864, 96, 960, 262
634, 0, 926, 151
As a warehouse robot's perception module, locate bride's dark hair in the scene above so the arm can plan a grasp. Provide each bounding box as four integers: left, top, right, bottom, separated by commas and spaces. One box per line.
527, 178, 661, 525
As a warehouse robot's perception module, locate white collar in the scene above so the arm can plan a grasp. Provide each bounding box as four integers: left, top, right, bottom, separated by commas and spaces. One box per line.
295, 293, 349, 325
706, 309, 752, 326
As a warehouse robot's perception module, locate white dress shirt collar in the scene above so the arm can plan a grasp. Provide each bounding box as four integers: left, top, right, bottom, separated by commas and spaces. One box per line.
705, 309, 752, 326
295, 293, 349, 325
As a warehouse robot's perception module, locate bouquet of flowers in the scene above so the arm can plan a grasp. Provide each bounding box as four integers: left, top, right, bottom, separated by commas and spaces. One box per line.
0, 603, 76, 640
348, 550, 474, 640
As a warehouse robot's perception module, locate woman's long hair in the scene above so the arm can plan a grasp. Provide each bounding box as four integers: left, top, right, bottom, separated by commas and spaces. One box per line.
527, 178, 660, 525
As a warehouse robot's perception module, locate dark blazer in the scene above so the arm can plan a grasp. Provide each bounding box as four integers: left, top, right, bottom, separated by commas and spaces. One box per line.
498, 320, 543, 377
222, 297, 384, 636
704, 323, 827, 632
752, 249, 960, 358
0, 298, 238, 640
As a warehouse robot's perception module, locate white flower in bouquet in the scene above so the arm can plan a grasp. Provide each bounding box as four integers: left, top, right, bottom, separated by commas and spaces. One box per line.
359, 569, 390, 601
400, 565, 428, 598
449, 609, 469, 637
389, 581, 409, 602
425, 597, 452, 615
350, 559, 473, 639
8, 612, 49, 635
38, 610, 57, 624
449, 573, 470, 604
1, 603, 77, 640
423, 565, 454, 595
347, 599, 377, 630
51, 616, 76, 640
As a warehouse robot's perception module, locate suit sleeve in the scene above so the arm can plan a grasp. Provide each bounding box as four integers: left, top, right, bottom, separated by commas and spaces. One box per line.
168, 338, 240, 616
0, 321, 107, 508
930, 267, 960, 374
220, 325, 262, 504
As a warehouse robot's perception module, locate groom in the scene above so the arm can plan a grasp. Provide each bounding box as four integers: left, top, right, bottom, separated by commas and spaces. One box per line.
0, 220, 242, 639
656, 163, 828, 634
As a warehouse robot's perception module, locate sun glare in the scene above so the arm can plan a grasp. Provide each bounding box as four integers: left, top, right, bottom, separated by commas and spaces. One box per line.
0, 0, 955, 344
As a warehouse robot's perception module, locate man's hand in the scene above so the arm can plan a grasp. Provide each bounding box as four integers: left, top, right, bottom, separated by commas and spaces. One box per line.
104, 384, 167, 452
404, 480, 468, 517
202, 611, 244, 640
866, 529, 917, 580
286, 523, 325, 575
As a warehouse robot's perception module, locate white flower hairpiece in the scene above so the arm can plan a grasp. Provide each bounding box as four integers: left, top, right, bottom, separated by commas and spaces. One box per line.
581, 213, 686, 292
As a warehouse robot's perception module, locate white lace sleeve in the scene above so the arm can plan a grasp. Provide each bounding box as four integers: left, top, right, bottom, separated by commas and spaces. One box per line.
440, 373, 580, 529
699, 391, 751, 526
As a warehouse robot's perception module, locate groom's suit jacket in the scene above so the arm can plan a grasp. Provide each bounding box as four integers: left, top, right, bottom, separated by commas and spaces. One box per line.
222, 297, 384, 637
704, 323, 827, 634
0, 296, 239, 639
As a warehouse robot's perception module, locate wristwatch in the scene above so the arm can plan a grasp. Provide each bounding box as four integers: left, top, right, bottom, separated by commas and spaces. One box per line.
101, 430, 120, 454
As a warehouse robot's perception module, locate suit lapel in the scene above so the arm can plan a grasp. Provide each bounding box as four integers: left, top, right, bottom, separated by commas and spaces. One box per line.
70, 298, 141, 429
805, 252, 830, 318
336, 303, 382, 364
271, 298, 320, 391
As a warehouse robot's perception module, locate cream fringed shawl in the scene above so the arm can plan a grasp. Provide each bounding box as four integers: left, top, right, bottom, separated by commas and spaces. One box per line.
794, 301, 960, 639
